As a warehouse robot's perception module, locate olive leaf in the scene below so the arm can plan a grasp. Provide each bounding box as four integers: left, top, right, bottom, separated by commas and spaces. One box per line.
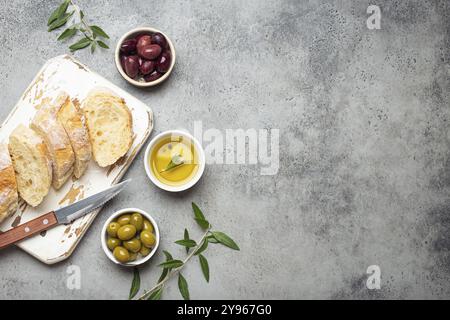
57, 27, 77, 41
161, 154, 184, 172
90, 25, 109, 39
47, 0, 109, 53
211, 231, 240, 250
192, 202, 210, 229
175, 239, 197, 248
97, 40, 109, 49
199, 254, 210, 283
147, 286, 163, 300
157, 251, 174, 283
48, 11, 74, 31
206, 235, 219, 243
47, 0, 70, 26
69, 37, 92, 51
158, 259, 184, 269
178, 273, 190, 300
194, 238, 208, 255
184, 229, 190, 253
129, 268, 140, 300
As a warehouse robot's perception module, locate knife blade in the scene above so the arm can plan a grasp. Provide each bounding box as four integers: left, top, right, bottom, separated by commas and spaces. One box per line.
0, 179, 130, 250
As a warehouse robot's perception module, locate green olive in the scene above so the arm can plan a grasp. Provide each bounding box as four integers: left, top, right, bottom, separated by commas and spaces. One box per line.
143, 219, 154, 232
117, 224, 137, 241
130, 213, 144, 231
107, 237, 121, 251
117, 214, 131, 226
129, 252, 138, 262
139, 246, 151, 257
140, 230, 156, 248
106, 222, 120, 237
113, 246, 130, 263
123, 238, 142, 253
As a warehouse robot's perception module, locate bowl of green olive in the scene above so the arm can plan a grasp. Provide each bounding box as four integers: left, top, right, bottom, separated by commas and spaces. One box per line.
101, 208, 160, 266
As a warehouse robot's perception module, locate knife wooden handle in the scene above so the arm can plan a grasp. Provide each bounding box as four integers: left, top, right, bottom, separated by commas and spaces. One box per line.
0, 211, 58, 250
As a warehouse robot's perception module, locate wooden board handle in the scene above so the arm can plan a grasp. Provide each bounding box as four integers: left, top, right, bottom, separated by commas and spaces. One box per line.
0, 212, 58, 250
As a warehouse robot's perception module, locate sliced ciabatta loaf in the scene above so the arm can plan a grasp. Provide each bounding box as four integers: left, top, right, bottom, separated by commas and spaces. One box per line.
31, 95, 75, 189
0, 143, 18, 224
57, 93, 92, 179
8, 125, 52, 207
82, 88, 133, 167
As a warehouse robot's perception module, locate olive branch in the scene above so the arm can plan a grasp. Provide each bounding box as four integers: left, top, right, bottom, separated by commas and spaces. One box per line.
47, 0, 110, 53
128, 202, 239, 300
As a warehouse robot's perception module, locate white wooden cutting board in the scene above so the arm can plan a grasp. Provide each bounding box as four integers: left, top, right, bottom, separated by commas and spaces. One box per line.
0, 55, 153, 264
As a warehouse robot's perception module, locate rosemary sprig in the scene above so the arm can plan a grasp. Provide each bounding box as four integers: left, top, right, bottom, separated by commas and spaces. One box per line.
47, 0, 109, 53
129, 202, 239, 300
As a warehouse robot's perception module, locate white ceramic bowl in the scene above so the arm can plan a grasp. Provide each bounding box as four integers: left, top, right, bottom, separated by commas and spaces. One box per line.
101, 208, 160, 267
115, 27, 176, 87
144, 130, 206, 192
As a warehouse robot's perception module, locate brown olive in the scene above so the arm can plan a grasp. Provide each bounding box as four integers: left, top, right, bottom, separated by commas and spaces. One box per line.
156, 51, 171, 73
117, 224, 137, 241
138, 44, 162, 60
136, 35, 152, 52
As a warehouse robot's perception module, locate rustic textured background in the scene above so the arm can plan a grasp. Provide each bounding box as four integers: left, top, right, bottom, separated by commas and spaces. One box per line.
0, 0, 449, 299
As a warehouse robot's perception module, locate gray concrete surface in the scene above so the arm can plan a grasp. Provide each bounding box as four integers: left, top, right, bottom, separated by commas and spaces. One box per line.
0, 0, 449, 299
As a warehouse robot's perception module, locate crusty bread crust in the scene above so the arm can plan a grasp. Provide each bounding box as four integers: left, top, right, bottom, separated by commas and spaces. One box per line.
57, 93, 92, 179
8, 125, 52, 207
82, 88, 133, 167
0, 143, 18, 224
31, 94, 75, 189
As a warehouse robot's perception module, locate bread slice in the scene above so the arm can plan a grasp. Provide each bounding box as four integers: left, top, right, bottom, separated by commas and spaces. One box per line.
8, 125, 52, 207
82, 88, 133, 167
31, 95, 75, 189
0, 143, 18, 224
57, 93, 92, 179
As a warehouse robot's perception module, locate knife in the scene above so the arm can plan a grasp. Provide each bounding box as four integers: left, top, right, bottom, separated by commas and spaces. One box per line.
0, 179, 130, 250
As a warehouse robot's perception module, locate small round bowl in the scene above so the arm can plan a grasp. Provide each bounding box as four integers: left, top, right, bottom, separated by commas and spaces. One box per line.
115, 27, 176, 87
144, 130, 206, 192
101, 208, 160, 267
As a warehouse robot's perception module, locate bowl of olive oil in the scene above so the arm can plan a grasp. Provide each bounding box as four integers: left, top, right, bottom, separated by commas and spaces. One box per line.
144, 130, 205, 192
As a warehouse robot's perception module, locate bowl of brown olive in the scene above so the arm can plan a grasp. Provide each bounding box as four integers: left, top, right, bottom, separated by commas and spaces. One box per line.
115, 27, 175, 87
101, 208, 160, 266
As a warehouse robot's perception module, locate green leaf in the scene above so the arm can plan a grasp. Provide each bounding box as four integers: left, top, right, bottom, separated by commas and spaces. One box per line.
128, 268, 140, 300
158, 259, 184, 269
69, 37, 92, 51
175, 239, 197, 248
97, 40, 109, 49
90, 25, 110, 39
163, 250, 174, 261
90, 41, 96, 53
57, 27, 77, 41
161, 154, 184, 172
194, 238, 208, 255
192, 202, 206, 220
178, 273, 190, 300
47, 0, 70, 26
211, 231, 240, 250
195, 218, 211, 229
80, 10, 85, 19
192, 202, 210, 229
184, 229, 190, 253
48, 11, 74, 31
147, 286, 163, 300
199, 254, 210, 282
206, 235, 219, 243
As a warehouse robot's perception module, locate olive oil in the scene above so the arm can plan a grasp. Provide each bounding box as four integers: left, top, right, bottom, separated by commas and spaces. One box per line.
150, 135, 199, 186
